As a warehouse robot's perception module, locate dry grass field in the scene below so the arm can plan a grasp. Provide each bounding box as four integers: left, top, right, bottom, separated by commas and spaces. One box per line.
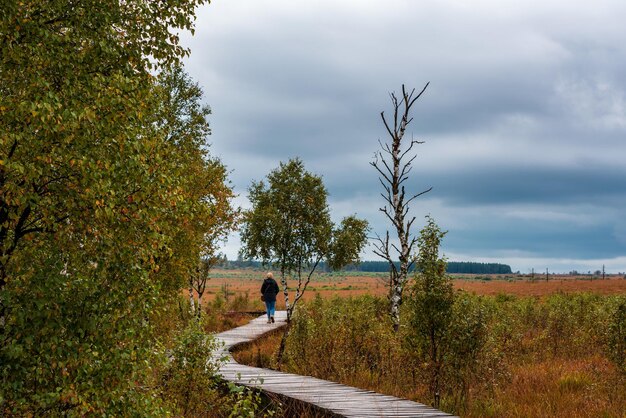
196, 269, 626, 308
454, 275, 626, 296
224, 271, 626, 418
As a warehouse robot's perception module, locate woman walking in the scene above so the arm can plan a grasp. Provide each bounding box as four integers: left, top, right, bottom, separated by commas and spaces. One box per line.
261, 272, 279, 323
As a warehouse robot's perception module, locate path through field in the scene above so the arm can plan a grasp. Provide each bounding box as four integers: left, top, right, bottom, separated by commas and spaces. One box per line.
214, 311, 455, 417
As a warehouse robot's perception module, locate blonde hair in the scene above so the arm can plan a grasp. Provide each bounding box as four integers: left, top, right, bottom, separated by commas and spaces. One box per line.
266, 272, 273, 279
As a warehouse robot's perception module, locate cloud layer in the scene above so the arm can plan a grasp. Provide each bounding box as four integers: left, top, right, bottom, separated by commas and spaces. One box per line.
180, 0, 626, 273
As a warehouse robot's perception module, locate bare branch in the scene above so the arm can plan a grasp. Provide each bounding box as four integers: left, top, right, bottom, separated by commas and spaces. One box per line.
293, 256, 321, 306
405, 187, 433, 206
399, 154, 418, 174
371, 159, 393, 185
377, 138, 392, 155
378, 178, 391, 196
398, 172, 412, 187
406, 216, 417, 232
380, 193, 392, 207
380, 207, 396, 225
372, 83, 431, 331
407, 82, 429, 108
380, 111, 395, 139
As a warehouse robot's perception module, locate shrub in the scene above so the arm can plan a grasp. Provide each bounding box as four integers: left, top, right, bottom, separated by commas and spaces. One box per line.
226, 380, 279, 418
158, 319, 224, 416
283, 295, 397, 385
543, 293, 611, 358
606, 298, 626, 374
269, 291, 625, 416
406, 289, 496, 414
445, 293, 492, 408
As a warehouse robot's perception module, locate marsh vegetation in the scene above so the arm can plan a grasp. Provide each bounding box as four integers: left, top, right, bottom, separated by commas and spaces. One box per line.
234, 291, 626, 417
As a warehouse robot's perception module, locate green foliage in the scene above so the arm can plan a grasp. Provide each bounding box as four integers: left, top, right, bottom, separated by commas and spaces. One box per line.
240, 158, 368, 316
1, 244, 170, 416
154, 314, 278, 417
406, 217, 493, 410
158, 320, 223, 416
410, 217, 454, 348
443, 293, 492, 410
407, 217, 454, 394
0, 0, 244, 414
226, 380, 278, 418
228, 291, 257, 312
282, 295, 397, 382
240, 158, 331, 274
0, 0, 207, 282
607, 298, 626, 374
338, 260, 513, 274
542, 293, 610, 357
154, 66, 239, 269
445, 261, 512, 274
327, 216, 370, 271
282, 293, 496, 414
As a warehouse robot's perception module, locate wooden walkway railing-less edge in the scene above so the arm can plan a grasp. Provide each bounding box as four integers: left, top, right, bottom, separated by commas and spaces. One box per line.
214, 311, 456, 418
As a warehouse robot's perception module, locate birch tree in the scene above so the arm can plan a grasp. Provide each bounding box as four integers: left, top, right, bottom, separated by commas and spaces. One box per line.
189, 258, 210, 316
371, 83, 432, 332
240, 158, 368, 321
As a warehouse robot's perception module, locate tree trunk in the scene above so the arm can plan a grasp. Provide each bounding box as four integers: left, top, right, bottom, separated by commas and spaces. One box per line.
390, 285, 402, 332
281, 267, 291, 321
275, 322, 292, 370
188, 280, 195, 314
371, 84, 431, 332
0, 273, 5, 331
430, 331, 441, 409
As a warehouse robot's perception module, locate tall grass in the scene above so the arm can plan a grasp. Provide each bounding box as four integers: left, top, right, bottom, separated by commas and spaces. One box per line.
235, 292, 626, 417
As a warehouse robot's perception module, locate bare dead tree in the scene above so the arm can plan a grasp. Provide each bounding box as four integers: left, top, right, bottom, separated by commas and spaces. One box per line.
371, 83, 432, 332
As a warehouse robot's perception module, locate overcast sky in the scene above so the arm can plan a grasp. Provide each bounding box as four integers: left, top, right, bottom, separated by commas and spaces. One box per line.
180, 0, 626, 273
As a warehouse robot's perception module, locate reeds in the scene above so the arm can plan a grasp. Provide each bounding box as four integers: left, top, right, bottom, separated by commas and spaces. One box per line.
234, 292, 626, 417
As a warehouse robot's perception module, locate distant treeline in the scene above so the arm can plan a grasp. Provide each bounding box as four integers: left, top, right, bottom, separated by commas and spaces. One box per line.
353, 260, 512, 274
447, 261, 512, 274
220, 258, 512, 275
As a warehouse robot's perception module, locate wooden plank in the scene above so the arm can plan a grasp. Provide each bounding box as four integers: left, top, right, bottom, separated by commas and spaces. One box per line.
214, 311, 456, 418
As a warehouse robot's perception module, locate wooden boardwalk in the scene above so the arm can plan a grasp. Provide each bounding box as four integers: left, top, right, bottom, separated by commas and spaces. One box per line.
214, 311, 455, 418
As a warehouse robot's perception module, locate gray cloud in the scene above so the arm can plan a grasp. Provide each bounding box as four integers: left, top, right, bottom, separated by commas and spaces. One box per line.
181, 0, 626, 272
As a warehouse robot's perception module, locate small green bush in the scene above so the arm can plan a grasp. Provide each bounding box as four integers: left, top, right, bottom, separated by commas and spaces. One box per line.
226, 379, 279, 418
606, 298, 626, 374
543, 293, 611, 357
283, 295, 395, 383
158, 319, 224, 415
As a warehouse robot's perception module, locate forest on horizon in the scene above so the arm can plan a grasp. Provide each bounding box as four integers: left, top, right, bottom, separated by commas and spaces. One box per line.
220, 257, 513, 274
